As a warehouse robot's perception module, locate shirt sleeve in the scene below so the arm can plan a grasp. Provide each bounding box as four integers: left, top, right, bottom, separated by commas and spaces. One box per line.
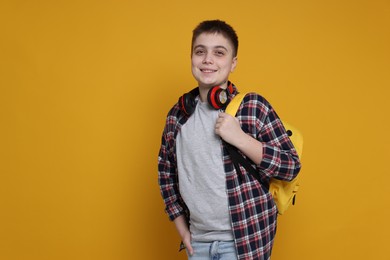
158, 119, 186, 221
240, 93, 301, 181
259, 116, 301, 181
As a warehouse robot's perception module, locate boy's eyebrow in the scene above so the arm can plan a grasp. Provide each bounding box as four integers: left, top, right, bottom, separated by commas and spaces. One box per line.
193, 44, 229, 51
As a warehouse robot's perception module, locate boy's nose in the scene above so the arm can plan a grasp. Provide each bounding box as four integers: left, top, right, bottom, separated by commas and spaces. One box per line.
202, 53, 213, 64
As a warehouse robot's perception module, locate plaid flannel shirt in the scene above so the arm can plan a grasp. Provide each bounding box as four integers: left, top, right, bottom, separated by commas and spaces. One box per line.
158, 84, 301, 260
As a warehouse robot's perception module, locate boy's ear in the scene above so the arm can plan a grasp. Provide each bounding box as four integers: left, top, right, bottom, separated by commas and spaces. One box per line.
231, 57, 238, 72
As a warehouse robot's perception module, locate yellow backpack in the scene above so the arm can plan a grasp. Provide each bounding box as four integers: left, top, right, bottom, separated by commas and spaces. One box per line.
226, 92, 303, 215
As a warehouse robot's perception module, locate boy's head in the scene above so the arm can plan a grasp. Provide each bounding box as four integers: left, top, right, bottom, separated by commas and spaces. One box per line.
192, 20, 239, 57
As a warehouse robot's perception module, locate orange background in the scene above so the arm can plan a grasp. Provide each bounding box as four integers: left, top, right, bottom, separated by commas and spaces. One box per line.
1, 0, 389, 259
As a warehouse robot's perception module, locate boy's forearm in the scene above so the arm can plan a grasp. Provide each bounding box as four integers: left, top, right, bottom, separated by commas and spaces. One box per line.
234, 132, 264, 165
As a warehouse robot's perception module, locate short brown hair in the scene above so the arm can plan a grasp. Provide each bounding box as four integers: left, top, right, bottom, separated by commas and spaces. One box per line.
192, 20, 239, 57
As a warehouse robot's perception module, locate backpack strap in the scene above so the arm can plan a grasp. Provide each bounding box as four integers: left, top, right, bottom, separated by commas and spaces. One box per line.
225, 142, 263, 184
225, 92, 247, 116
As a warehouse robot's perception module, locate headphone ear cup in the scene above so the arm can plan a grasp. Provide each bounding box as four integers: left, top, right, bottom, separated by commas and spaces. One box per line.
179, 93, 196, 116
207, 86, 229, 110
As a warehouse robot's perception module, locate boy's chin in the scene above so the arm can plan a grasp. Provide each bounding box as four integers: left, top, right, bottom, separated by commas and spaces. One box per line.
198, 80, 225, 89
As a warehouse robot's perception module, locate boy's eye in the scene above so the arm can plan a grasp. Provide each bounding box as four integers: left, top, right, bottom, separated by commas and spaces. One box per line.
195, 49, 205, 55
215, 51, 225, 56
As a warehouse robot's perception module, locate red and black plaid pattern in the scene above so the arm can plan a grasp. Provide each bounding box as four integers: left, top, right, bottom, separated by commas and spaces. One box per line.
158, 84, 301, 260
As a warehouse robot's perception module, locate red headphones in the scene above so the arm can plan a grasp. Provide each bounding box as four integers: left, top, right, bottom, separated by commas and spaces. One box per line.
179, 82, 234, 116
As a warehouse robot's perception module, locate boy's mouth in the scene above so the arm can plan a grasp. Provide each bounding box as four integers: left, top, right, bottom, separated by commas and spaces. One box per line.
200, 69, 217, 73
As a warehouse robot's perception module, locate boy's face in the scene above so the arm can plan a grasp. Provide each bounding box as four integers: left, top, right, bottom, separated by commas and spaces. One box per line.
191, 32, 237, 90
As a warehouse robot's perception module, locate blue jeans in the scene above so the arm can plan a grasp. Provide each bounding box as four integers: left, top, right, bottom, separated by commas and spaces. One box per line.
187, 241, 238, 260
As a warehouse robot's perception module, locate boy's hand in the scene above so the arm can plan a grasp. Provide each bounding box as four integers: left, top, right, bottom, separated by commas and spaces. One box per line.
215, 112, 244, 146
182, 230, 193, 256
216, 112, 264, 165
174, 216, 193, 256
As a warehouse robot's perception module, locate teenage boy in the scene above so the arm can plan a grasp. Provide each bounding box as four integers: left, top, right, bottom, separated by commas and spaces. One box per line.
158, 20, 301, 260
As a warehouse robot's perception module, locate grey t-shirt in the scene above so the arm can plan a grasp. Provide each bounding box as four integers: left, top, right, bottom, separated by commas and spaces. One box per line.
176, 101, 233, 242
